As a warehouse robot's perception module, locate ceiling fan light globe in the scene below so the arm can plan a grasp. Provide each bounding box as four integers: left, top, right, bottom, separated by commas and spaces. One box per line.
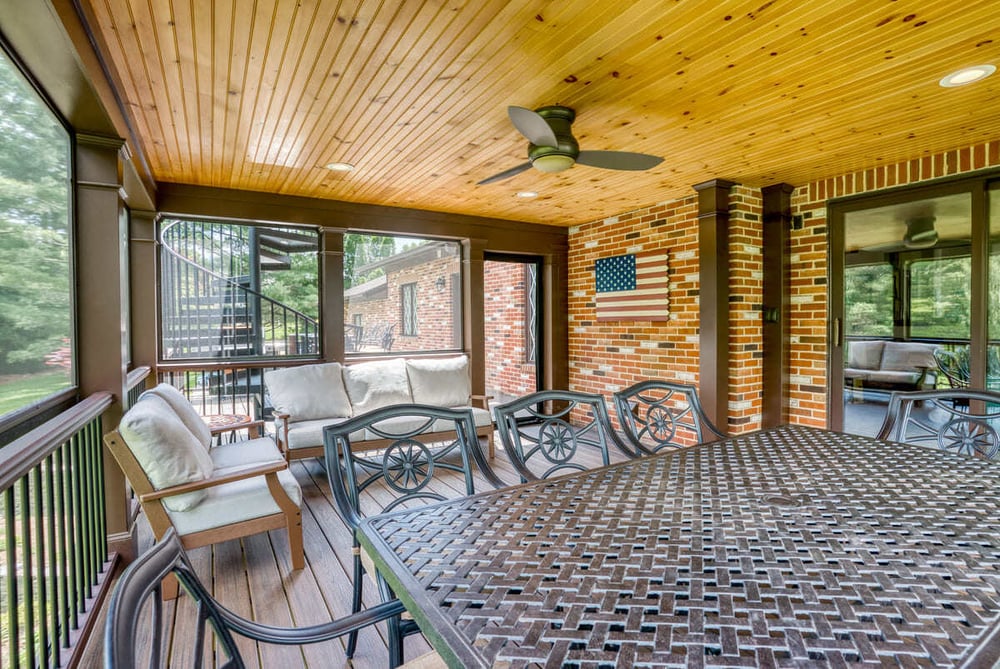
532, 153, 575, 173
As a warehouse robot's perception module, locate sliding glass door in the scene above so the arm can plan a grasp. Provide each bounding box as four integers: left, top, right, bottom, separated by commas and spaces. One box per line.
830, 175, 997, 434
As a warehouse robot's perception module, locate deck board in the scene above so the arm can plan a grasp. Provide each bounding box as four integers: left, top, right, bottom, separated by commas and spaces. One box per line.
105, 438, 630, 667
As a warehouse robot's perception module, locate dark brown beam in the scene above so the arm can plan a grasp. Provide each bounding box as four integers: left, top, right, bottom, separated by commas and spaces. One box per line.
761, 183, 794, 428
694, 179, 735, 430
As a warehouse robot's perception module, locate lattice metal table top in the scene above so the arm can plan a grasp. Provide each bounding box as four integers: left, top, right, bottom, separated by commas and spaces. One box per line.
359, 425, 1000, 668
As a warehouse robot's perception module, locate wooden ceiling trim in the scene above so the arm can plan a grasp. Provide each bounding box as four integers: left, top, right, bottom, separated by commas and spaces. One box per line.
248, 0, 362, 188
300, 0, 533, 199
341, 0, 647, 199
77, 0, 1000, 225
95, 0, 183, 177
275, 1, 428, 183
288, 0, 472, 194
235, 0, 302, 188
263, 1, 364, 190
322, 1, 573, 198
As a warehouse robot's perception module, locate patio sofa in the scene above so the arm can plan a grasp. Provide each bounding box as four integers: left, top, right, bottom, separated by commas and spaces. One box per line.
844, 340, 939, 395
264, 355, 494, 460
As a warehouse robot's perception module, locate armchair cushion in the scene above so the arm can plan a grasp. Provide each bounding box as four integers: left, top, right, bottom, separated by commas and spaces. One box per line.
405, 356, 471, 407
118, 395, 214, 512
343, 358, 412, 413
165, 469, 302, 536
141, 383, 213, 450
265, 362, 352, 421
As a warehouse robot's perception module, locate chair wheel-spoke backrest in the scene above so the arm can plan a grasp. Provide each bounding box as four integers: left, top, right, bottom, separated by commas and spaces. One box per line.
613, 380, 726, 453
493, 390, 637, 481
323, 404, 503, 530
876, 389, 1000, 460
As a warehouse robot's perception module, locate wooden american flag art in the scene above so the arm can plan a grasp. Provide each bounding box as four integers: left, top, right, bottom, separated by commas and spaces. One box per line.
594, 252, 669, 321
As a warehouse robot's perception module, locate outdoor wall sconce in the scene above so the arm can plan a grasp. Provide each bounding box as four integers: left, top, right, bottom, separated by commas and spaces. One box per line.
435, 276, 447, 291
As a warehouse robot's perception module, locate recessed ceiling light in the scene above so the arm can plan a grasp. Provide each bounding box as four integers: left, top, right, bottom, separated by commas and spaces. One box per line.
939, 64, 996, 88
325, 162, 355, 172
516, 191, 538, 198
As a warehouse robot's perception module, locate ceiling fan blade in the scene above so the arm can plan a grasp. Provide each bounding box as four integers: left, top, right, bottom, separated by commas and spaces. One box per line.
576, 150, 663, 171
508, 106, 558, 147
477, 161, 533, 185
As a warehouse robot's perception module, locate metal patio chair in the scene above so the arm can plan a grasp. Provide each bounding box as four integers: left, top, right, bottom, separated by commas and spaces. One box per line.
104, 528, 444, 668
493, 389, 639, 482
876, 388, 1000, 459
322, 404, 504, 668
613, 380, 726, 453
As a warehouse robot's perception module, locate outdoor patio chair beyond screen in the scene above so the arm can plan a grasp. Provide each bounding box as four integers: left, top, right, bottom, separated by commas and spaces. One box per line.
876, 388, 1000, 459
322, 404, 504, 669
613, 380, 726, 453
104, 528, 444, 669
493, 389, 639, 482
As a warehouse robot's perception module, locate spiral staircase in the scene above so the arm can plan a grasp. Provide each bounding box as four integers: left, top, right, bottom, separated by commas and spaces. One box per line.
160, 220, 319, 359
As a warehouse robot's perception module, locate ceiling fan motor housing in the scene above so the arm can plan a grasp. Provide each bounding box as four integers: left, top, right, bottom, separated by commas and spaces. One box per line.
528, 106, 580, 165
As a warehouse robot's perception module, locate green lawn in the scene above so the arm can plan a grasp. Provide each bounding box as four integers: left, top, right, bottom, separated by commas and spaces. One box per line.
0, 371, 72, 417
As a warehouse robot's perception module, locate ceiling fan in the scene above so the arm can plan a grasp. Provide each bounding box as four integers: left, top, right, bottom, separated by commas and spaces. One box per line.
860, 215, 939, 253
477, 105, 664, 185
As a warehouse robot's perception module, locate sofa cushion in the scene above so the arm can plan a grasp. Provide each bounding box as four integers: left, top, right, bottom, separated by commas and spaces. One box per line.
141, 383, 213, 450
265, 362, 352, 421
343, 358, 413, 414
118, 395, 214, 512
863, 370, 922, 386
165, 469, 301, 536
406, 356, 472, 407
284, 417, 365, 451
881, 342, 938, 372
362, 407, 493, 442
847, 341, 885, 370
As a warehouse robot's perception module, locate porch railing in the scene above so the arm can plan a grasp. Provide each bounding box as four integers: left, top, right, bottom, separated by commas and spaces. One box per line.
0, 391, 113, 668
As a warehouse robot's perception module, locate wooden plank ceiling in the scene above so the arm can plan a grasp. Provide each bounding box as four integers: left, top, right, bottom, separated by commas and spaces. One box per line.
78, 0, 1000, 226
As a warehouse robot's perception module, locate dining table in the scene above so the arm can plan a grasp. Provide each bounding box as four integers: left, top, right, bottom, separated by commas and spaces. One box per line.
357, 424, 1000, 668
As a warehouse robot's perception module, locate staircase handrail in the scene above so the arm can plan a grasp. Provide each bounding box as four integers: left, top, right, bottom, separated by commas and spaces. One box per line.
160, 219, 319, 329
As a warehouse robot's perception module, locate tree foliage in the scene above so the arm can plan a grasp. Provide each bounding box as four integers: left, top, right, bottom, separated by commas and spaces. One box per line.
343, 233, 395, 289
0, 52, 72, 378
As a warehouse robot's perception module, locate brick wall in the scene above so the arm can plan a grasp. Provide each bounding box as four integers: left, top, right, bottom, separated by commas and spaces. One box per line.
567, 140, 1000, 432
484, 261, 537, 402
567, 198, 704, 429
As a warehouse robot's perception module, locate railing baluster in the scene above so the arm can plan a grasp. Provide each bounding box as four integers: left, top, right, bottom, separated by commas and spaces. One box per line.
44, 454, 59, 667
53, 447, 68, 650
5, 486, 20, 669
65, 434, 80, 626
21, 477, 36, 669
32, 466, 49, 668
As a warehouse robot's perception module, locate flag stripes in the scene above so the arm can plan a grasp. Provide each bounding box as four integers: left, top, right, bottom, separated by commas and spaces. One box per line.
594, 252, 669, 321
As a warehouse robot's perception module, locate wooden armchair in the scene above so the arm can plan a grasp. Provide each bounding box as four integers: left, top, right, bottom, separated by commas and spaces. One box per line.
104, 384, 303, 598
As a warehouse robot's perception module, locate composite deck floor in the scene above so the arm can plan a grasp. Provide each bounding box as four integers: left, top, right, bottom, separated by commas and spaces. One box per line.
94, 437, 634, 668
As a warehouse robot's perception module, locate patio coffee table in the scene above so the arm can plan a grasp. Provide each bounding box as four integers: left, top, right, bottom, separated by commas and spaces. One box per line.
358, 424, 1000, 668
